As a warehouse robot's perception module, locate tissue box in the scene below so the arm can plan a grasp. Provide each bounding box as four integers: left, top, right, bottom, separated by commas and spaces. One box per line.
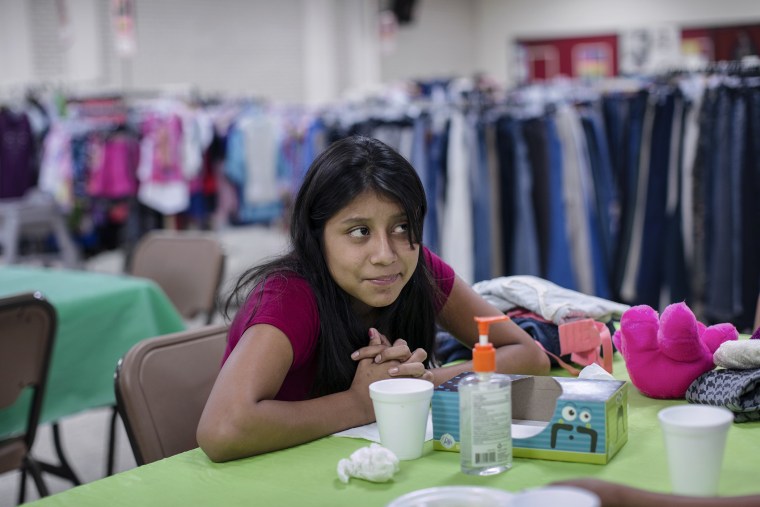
432, 372, 628, 464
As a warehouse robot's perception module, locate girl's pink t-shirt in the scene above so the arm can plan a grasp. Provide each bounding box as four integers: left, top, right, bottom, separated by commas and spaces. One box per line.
222, 247, 455, 400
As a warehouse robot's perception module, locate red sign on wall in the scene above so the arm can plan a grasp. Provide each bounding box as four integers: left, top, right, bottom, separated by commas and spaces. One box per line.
517, 34, 618, 82
682, 24, 760, 63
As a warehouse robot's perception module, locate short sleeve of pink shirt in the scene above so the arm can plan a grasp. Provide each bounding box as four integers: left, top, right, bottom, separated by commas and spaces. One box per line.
424, 246, 455, 311
223, 275, 319, 368
222, 246, 455, 400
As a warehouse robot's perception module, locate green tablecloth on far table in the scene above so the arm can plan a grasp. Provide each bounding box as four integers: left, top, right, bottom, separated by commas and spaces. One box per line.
24, 352, 760, 506
0, 265, 185, 437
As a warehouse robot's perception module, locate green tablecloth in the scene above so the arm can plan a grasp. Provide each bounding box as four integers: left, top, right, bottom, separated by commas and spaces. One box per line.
0, 266, 185, 437
25, 353, 760, 506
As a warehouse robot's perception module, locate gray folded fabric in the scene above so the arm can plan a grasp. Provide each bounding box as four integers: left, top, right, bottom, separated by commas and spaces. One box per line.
686, 368, 760, 423
714, 341, 760, 369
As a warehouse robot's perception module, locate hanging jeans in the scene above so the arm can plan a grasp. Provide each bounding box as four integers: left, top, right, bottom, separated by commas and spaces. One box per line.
580, 105, 619, 275
633, 89, 675, 307
544, 114, 577, 291
522, 117, 551, 275
614, 90, 648, 303
502, 117, 541, 277
706, 86, 739, 322
739, 85, 760, 332
472, 118, 494, 283
424, 119, 448, 253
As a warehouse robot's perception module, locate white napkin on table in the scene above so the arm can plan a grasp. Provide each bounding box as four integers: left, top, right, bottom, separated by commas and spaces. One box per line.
331, 411, 434, 442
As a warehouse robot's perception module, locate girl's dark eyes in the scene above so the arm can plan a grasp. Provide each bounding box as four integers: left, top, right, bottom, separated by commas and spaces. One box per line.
348, 226, 370, 238
347, 223, 409, 238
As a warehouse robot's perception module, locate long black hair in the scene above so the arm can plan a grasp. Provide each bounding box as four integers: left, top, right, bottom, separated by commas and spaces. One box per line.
225, 136, 439, 396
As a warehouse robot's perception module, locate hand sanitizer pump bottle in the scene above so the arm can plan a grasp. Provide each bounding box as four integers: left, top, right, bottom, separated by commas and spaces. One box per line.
459, 315, 513, 476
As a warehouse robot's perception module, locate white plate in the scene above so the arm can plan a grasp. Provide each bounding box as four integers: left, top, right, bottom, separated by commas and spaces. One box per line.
511, 486, 600, 507
387, 486, 514, 507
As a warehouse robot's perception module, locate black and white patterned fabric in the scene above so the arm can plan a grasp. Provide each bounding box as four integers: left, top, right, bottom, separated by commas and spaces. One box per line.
686, 369, 760, 423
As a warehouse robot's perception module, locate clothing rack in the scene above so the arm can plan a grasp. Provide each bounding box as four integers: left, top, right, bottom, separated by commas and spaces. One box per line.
327, 74, 758, 331
3, 78, 757, 331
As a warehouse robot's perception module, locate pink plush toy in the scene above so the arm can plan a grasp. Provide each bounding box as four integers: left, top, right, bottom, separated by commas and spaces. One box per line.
613, 302, 738, 399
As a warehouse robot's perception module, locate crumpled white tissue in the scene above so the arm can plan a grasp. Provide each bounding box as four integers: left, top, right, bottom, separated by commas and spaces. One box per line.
337, 443, 399, 484
578, 363, 616, 381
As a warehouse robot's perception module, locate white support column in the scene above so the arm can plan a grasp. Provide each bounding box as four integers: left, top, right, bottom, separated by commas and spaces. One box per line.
66, 0, 104, 86
302, 0, 382, 104
0, 0, 34, 88
344, 0, 381, 97
303, 0, 339, 106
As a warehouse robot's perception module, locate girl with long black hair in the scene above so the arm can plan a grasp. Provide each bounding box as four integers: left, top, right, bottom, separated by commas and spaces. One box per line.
197, 136, 549, 462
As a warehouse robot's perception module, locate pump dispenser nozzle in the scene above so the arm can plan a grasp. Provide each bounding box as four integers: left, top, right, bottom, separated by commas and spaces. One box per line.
473, 315, 510, 373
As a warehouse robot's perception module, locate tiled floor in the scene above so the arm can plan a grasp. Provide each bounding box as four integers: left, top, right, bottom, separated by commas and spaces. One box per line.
0, 225, 290, 506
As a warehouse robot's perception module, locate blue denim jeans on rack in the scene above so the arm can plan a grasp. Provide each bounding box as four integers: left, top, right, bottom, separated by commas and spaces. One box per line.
544, 114, 577, 290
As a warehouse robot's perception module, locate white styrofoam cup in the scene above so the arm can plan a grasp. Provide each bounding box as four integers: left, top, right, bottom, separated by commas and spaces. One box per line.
658, 404, 734, 496
369, 378, 433, 460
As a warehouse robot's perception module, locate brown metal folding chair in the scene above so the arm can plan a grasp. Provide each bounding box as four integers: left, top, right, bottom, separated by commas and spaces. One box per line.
127, 230, 226, 325
105, 230, 226, 474
0, 292, 56, 504
114, 324, 228, 465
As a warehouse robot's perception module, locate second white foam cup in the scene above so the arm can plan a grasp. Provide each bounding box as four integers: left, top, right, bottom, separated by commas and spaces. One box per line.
369, 378, 434, 460
658, 404, 734, 496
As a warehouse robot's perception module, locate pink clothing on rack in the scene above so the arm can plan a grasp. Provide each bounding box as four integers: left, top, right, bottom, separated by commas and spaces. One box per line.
137, 113, 190, 214
143, 114, 184, 184
87, 133, 139, 198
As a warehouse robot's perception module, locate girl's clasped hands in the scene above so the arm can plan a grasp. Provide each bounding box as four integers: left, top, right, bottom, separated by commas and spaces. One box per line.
350, 327, 434, 394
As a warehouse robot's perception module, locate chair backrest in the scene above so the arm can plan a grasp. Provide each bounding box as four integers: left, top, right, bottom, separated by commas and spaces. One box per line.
114, 324, 228, 465
128, 231, 226, 324
0, 292, 56, 472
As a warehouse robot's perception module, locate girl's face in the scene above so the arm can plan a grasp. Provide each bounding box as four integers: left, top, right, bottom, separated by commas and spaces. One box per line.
322, 191, 419, 320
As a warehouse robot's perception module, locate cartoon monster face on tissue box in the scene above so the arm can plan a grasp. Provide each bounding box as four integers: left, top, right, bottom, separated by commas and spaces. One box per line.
432, 373, 628, 464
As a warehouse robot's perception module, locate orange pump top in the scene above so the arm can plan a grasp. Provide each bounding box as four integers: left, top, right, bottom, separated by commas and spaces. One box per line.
473, 315, 510, 373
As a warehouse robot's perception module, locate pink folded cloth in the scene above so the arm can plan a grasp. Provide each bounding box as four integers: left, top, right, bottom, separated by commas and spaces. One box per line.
534, 319, 613, 376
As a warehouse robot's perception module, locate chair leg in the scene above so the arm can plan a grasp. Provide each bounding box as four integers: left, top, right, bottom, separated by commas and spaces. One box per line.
36, 422, 82, 486
106, 405, 119, 476
51, 422, 81, 485
25, 456, 50, 499
17, 467, 27, 505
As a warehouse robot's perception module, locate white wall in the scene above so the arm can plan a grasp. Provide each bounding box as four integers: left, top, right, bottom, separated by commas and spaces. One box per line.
380, 0, 477, 82
126, 0, 305, 100
3, 0, 760, 102
303, 0, 338, 106
0, 0, 384, 102
340, 0, 383, 100
65, 0, 103, 85
0, 0, 33, 90
0, 0, 107, 92
473, 0, 760, 87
